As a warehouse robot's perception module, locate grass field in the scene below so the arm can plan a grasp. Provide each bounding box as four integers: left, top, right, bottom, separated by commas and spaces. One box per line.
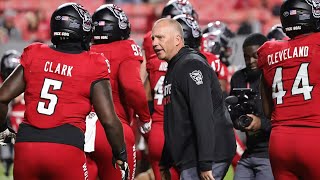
0, 162, 13, 180
0, 163, 233, 180
225, 166, 234, 180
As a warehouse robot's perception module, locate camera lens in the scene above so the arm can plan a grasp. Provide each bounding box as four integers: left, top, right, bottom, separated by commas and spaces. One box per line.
238, 115, 253, 128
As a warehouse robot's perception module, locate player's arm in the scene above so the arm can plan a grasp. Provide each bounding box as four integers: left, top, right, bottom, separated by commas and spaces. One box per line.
260, 73, 273, 119
91, 79, 126, 162
0, 65, 24, 143
0, 65, 25, 128
140, 57, 148, 83
144, 75, 152, 101
118, 60, 152, 133
143, 75, 154, 115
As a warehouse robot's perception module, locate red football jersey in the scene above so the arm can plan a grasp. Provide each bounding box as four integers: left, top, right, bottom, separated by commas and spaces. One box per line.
143, 31, 167, 123
143, 31, 157, 61
218, 63, 229, 81
258, 33, 320, 127
201, 50, 221, 74
91, 40, 150, 125
146, 56, 167, 122
21, 43, 110, 132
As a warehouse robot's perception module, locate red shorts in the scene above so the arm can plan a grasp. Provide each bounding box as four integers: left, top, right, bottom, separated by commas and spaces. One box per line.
147, 122, 179, 180
14, 142, 88, 180
86, 153, 98, 180
87, 121, 136, 180
269, 126, 320, 180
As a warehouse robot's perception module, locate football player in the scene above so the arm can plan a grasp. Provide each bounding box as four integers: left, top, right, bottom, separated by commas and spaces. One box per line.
203, 21, 235, 67
258, 0, 320, 179
201, 21, 236, 95
201, 31, 230, 95
86, 4, 152, 180
0, 3, 127, 180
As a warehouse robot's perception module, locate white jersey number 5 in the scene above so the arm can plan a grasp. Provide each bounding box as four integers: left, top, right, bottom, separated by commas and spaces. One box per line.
272, 63, 313, 105
37, 78, 62, 115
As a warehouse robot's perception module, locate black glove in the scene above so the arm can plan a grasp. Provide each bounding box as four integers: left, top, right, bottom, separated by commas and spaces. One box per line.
112, 146, 129, 180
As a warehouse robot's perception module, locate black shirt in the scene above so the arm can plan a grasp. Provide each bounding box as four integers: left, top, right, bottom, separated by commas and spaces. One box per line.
160, 47, 236, 171
230, 69, 271, 158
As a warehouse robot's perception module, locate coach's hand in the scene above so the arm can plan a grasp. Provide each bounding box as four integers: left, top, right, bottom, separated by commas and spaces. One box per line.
200, 170, 215, 180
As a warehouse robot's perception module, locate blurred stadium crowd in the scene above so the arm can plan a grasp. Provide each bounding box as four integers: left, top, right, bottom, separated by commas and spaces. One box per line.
0, 0, 286, 179
0, 0, 282, 42
0, 0, 285, 78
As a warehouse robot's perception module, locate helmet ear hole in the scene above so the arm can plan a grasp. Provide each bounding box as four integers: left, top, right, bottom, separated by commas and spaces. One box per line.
92, 4, 131, 44
50, 3, 92, 50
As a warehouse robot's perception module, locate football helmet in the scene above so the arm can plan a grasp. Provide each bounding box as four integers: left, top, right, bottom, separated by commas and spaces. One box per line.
280, 0, 319, 38
92, 4, 130, 44
50, 3, 92, 50
161, 0, 198, 19
173, 14, 201, 49
267, 24, 289, 40
202, 21, 234, 48
0, 50, 20, 81
202, 32, 222, 55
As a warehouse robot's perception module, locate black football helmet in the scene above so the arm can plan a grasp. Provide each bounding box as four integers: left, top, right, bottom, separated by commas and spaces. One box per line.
161, 0, 198, 20
173, 14, 201, 49
92, 4, 130, 44
267, 24, 289, 40
0, 50, 20, 81
50, 3, 92, 50
280, 0, 319, 38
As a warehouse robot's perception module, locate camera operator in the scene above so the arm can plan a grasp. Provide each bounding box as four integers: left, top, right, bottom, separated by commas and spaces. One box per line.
229, 33, 273, 180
